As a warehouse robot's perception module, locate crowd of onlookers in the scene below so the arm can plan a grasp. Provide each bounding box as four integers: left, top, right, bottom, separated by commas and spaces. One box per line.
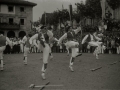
3, 20, 120, 54
4, 33, 120, 55
103, 35, 120, 54
4, 37, 21, 54
82, 34, 120, 54
4, 37, 42, 54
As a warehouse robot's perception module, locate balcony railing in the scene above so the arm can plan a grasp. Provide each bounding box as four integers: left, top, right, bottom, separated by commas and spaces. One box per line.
0, 23, 20, 30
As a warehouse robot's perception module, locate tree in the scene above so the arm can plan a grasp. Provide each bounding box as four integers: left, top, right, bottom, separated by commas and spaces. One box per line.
52, 10, 60, 25
33, 20, 40, 27
49, 9, 70, 29
40, 13, 54, 25
107, 0, 120, 10
57, 9, 70, 26
75, 3, 86, 19
75, 0, 102, 19
85, 0, 102, 18
72, 12, 81, 23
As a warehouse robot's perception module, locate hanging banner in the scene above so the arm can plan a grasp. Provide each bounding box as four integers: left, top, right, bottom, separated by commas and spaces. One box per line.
100, 0, 106, 20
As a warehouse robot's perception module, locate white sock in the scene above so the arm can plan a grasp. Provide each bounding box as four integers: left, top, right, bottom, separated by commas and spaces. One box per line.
1, 59, 3, 68
70, 57, 74, 66
41, 64, 47, 73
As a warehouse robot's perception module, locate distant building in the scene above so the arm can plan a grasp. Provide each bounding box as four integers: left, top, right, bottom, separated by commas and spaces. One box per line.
0, 0, 37, 38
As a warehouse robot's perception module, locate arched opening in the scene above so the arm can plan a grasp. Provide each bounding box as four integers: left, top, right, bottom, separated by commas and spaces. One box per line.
19, 31, 26, 38
7, 31, 15, 38
0, 31, 4, 35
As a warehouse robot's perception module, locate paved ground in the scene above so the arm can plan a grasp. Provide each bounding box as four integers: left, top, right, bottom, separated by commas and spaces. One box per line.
0, 53, 120, 90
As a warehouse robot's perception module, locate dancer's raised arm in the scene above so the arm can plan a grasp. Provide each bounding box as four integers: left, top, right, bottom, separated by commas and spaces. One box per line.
58, 33, 67, 44
81, 35, 88, 44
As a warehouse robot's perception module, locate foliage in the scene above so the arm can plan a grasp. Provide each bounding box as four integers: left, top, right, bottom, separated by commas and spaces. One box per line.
74, 3, 86, 23
55, 9, 70, 26
75, 0, 102, 19
40, 13, 54, 25
40, 9, 69, 27
86, 0, 101, 18
107, 0, 120, 10
33, 21, 40, 27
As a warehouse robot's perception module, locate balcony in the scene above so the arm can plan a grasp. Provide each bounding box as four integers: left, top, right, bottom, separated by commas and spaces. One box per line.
0, 23, 20, 30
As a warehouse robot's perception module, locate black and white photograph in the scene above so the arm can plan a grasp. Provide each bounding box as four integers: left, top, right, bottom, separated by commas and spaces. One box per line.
0, 0, 120, 90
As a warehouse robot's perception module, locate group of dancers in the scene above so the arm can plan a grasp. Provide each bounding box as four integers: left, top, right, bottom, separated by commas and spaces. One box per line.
0, 21, 105, 80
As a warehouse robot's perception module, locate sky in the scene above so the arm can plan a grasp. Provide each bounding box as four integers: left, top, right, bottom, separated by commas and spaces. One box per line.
26, 0, 86, 21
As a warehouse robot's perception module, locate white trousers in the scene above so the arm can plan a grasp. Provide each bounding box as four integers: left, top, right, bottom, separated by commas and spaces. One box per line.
88, 41, 99, 47
96, 41, 103, 54
41, 43, 50, 73
101, 45, 106, 54
65, 42, 70, 55
88, 41, 99, 55
20, 44, 23, 53
65, 41, 79, 57
43, 43, 50, 63
24, 46, 29, 57
117, 46, 120, 54
0, 46, 6, 68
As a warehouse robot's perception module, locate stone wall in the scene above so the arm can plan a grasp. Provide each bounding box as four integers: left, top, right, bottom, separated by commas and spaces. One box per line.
0, 5, 34, 37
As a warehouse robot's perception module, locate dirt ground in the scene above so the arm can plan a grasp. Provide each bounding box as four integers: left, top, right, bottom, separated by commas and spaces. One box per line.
0, 53, 120, 90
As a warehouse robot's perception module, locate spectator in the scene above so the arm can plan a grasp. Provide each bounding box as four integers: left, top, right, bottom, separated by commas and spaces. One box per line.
111, 38, 116, 54
115, 36, 120, 54
19, 38, 24, 53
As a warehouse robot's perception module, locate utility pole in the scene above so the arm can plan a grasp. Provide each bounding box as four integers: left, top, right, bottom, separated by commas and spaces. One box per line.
69, 4, 73, 27
59, 18, 61, 29
44, 11, 46, 26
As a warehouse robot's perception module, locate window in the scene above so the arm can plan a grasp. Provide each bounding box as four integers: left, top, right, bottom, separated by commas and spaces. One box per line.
9, 18, 13, 24
0, 5, 1, 12
20, 7, 24, 12
20, 19, 24, 25
0, 18, 2, 23
8, 6, 14, 12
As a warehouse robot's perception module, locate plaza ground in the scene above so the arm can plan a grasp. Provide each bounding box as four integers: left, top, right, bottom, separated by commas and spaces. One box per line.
0, 53, 120, 90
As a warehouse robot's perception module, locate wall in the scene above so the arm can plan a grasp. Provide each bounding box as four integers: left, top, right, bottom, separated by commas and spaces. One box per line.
15, 5, 33, 33
0, 4, 15, 14
0, 4, 34, 37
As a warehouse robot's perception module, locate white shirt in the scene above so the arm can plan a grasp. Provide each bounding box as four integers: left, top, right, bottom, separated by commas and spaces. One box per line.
59, 27, 81, 44
81, 34, 93, 44
82, 33, 101, 44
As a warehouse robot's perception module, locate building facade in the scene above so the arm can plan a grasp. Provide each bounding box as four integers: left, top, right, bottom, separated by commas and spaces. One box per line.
0, 0, 37, 38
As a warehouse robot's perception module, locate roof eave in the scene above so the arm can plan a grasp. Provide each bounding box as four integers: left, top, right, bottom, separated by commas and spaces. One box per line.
0, 1, 37, 7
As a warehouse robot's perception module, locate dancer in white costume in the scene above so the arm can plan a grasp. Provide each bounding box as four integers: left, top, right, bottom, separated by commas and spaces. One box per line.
29, 26, 58, 79
93, 31, 103, 54
58, 26, 82, 72
22, 34, 33, 65
0, 33, 12, 71
82, 29, 102, 59
34, 26, 56, 60
97, 20, 107, 54
19, 38, 24, 53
